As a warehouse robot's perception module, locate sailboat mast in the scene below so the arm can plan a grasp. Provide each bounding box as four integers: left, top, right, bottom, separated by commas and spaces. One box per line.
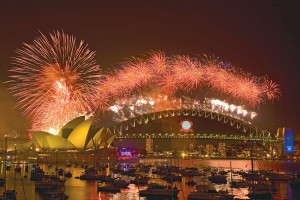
230, 161, 233, 183
251, 142, 254, 195
14, 144, 16, 190
4, 135, 7, 200
14, 144, 16, 164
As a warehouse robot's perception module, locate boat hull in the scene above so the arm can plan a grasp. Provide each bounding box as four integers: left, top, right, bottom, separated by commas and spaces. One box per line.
139, 189, 179, 198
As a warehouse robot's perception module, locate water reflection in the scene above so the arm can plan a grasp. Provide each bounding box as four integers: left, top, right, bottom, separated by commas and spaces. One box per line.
0, 159, 299, 199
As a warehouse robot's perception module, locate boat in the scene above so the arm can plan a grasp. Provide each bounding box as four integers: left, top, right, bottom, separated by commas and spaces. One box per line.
0, 138, 16, 200
35, 179, 64, 191
79, 168, 100, 180
25, 165, 29, 172
147, 183, 167, 189
43, 190, 68, 200
229, 161, 249, 188
56, 168, 64, 176
196, 184, 217, 193
98, 183, 122, 192
230, 180, 250, 188
289, 177, 300, 188
64, 171, 72, 178
189, 184, 234, 200
188, 192, 223, 200
50, 175, 67, 183
247, 189, 273, 199
268, 172, 293, 181
65, 163, 72, 167
1, 190, 17, 200
208, 174, 227, 184
99, 176, 116, 183
130, 176, 149, 185
252, 182, 277, 193
14, 166, 21, 173
186, 180, 197, 185
161, 174, 182, 182
181, 168, 203, 177
112, 179, 130, 188
30, 165, 45, 181
139, 185, 180, 199
218, 190, 235, 200
247, 158, 273, 199
120, 170, 137, 177
0, 178, 5, 186
6, 165, 11, 171
30, 171, 44, 181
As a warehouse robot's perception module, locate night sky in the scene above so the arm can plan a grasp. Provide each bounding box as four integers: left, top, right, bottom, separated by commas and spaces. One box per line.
0, 0, 299, 139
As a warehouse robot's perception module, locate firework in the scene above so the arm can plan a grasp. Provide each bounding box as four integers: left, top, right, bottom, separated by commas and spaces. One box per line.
108, 94, 257, 123
108, 93, 182, 122
102, 52, 280, 124
98, 52, 281, 110
147, 51, 169, 74
9, 36, 281, 132
8, 31, 101, 134
261, 77, 282, 100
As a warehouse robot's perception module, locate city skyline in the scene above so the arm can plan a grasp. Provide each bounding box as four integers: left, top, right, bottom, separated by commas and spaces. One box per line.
0, 1, 299, 139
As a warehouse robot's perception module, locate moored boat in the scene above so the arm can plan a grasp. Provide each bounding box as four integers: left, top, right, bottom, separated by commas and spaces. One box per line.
6, 165, 11, 171
130, 176, 149, 185
14, 166, 21, 172
30, 165, 44, 181
139, 185, 180, 199
289, 177, 300, 188
189, 184, 234, 200
50, 175, 67, 183
98, 183, 122, 192
112, 179, 130, 188
35, 179, 64, 191
161, 174, 182, 182
181, 168, 203, 177
247, 189, 273, 199
64, 171, 72, 178
186, 180, 197, 185
1, 190, 17, 200
188, 192, 222, 200
230, 180, 250, 188
43, 190, 68, 200
0, 178, 5, 186
268, 172, 293, 181
79, 168, 100, 180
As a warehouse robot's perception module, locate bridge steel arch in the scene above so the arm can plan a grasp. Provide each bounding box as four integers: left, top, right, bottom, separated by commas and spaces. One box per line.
103, 109, 280, 143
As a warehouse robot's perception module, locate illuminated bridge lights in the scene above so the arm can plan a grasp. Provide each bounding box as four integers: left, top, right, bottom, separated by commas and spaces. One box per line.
114, 132, 279, 142
105, 109, 277, 141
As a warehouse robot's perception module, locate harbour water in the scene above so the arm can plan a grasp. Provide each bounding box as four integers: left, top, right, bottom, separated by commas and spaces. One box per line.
0, 159, 299, 200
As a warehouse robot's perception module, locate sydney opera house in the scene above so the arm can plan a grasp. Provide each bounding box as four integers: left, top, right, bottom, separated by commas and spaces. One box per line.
8, 116, 115, 152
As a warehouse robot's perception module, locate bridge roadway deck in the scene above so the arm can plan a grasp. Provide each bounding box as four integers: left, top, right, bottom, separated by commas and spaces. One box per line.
115, 132, 282, 142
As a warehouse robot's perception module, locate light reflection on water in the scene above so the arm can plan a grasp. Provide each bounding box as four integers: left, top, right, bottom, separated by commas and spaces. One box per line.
0, 159, 299, 200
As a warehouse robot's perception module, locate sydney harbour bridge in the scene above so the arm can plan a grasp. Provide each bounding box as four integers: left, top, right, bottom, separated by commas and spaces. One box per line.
101, 108, 283, 156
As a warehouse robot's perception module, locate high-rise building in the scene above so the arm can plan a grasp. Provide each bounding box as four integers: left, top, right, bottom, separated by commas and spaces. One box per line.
146, 138, 153, 153
205, 144, 214, 157
276, 127, 294, 156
